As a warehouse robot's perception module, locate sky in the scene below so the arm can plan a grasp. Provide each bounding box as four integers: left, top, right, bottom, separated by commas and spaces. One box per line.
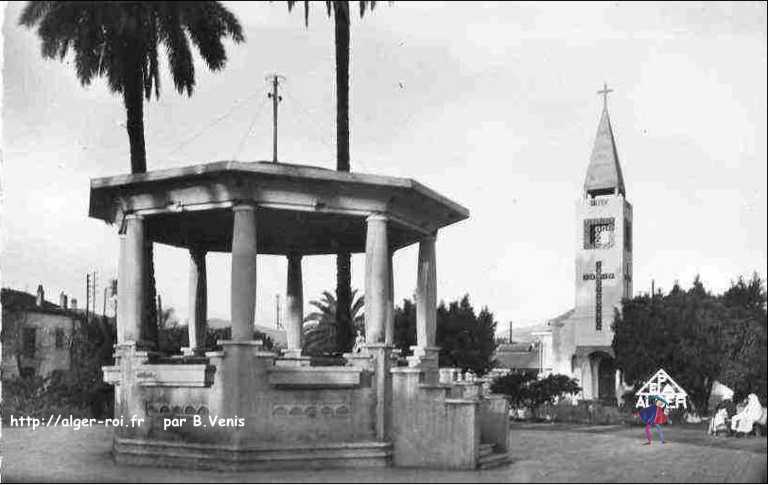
1, 2, 766, 335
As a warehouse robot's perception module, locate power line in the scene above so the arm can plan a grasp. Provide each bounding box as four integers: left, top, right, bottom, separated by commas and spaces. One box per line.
281, 86, 337, 156
165, 90, 263, 159
232, 96, 270, 161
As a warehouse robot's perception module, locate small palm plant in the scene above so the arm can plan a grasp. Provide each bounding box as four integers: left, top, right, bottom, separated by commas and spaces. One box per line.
303, 290, 364, 355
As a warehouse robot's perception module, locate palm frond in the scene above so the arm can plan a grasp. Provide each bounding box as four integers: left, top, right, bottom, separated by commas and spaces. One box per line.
156, 5, 195, 96
18, 1, 56, 27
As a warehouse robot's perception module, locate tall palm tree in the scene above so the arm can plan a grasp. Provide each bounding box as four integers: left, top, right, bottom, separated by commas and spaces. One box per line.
20, 2, 244, 346
285, 0, 378, 353
303, 289, 364, 356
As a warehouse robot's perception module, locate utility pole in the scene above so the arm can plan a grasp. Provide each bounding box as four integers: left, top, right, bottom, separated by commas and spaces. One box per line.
508, 321, 513, 343
651, 279, 655, 297
92, 271, 97, 317
266, 73, 285, 163
85, 273, 90, 323
275, 294, 281, 329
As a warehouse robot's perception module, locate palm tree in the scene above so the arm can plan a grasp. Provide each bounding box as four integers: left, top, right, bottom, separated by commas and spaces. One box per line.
303, 289, 364, 356
285, 0, 378, 353
20, 2, 244, 345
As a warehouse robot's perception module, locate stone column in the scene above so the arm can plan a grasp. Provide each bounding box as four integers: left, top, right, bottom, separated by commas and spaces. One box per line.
184, 247, 207, 356
282, 253, 308, 364
119, 215, 145, 346
116, 232, 128, 344
385, 250, 395, 346
591, 357, 600, 399
230, 204, 257, 342
579, 357, 594, 400
363, 214, 394, 440
408, 232, 439, 379
364, 214, 389, 344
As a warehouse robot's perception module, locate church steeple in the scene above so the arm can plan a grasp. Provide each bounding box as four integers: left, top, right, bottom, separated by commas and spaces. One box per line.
584, 83, 625, 198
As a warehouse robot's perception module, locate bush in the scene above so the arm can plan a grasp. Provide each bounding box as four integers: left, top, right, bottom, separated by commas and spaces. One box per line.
490, 371, 538, 410
548, 400, 632, 425
491, 372, 581, 419
1, 373, 99, 422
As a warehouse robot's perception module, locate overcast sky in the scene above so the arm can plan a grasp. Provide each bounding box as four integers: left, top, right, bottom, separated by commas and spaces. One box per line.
2, 2, 766, 334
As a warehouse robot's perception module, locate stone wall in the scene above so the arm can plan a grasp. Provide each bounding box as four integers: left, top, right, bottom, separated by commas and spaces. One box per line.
108, 345, 377, 446
1, 309, 77, 378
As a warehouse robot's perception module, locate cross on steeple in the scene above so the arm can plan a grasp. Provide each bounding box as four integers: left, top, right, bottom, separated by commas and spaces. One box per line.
597, 82, 613, 111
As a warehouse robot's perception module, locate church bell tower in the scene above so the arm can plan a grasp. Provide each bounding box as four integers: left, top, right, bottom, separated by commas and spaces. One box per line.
573, 84, 633, 347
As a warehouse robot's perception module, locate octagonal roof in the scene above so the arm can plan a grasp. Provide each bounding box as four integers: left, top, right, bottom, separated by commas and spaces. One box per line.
89, 161, 469, 255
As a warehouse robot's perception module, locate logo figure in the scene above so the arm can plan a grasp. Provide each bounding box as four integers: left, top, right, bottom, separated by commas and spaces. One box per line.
635, 369, 688, 410
635, 394, 669, 445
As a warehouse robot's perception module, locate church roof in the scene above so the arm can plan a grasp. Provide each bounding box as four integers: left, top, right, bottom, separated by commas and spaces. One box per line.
495, 349, 540, 371
547, 308, 576, 328
494, 342, 541, 370
584, 108, 625, 196
497, 342, 535, 353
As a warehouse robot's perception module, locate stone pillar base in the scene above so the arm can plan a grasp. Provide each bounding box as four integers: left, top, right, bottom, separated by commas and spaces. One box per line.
407, 345, 440, 384
180, 346, 206, 357
275, 350, 311, 367
366, 343, 394, 441
343, 350, 374, 370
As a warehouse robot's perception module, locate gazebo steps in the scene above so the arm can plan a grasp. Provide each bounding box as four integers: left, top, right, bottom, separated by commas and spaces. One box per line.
478, 443, 512, 469
114, 436, 392, 471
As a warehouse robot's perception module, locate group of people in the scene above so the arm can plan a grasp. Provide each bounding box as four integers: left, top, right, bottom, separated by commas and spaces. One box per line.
708, 393, 767, 437
635, 392, 766, 445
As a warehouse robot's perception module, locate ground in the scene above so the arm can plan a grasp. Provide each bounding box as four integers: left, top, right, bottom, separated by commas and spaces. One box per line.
1, 422, 765, 483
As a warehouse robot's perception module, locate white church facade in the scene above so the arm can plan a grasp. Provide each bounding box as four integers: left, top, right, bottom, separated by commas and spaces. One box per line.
538, 86, 633, 402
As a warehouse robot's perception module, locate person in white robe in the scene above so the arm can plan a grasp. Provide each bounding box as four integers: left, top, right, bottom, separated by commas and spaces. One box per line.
708, 407, 729, 436
731, 393, 763, 434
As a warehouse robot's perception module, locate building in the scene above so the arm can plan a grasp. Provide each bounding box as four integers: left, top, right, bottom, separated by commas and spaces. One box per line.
1, 285, 82, 378
538, 87, 634, 402
92, 160, 510, 470
493, 338, 553, 376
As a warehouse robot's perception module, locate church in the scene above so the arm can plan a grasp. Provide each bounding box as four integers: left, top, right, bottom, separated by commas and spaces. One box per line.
537, 85, 634, 403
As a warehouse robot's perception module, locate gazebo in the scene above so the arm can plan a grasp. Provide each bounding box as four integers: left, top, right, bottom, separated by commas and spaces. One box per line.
93, 161, 510, 470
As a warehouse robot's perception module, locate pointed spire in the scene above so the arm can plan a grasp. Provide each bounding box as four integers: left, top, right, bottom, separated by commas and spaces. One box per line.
584, 83, 625, 197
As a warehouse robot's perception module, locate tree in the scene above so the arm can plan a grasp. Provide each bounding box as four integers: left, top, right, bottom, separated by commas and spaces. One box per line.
490, 372, 580, 417
393, 297, 416, 355
490, 371, 537, 410
285, 1, 379, 353
612, 274, 767, 413
394, 294, 498, 375
437, 296, 498, 375
157, 325, 275, 354
303, 289, 365, 355
19, 1, 244, 345
720, 274, 767, 402
527, 374, 581, 415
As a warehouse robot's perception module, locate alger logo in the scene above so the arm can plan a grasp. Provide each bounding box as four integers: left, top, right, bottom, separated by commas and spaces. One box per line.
635, 369, 688, 409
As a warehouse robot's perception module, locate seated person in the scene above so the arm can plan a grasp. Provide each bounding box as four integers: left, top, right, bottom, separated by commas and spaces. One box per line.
755, 406, 767, 436
731, 393, 763, 436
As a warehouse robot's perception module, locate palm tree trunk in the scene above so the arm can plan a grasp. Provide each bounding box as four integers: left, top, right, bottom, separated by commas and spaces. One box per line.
333, 1, 353, 352
123, 70, 147, 174
333, 2, 350, 171
123, 65, 157, 349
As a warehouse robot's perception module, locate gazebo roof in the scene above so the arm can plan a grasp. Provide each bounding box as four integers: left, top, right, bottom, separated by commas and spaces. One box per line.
89, 161, 469, 255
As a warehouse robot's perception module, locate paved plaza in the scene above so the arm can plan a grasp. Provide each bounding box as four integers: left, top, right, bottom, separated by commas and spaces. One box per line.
1, 421, 765, 483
